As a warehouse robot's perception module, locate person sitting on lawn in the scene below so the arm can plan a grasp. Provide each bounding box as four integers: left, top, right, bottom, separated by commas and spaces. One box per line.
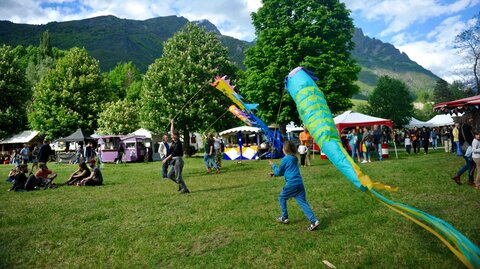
25, 163, 57, 190
65, 162, 91, 185
78, 159, 103, 186
268, 140, 320, 231
9, 164, 28, 192
6, 167, 17, 183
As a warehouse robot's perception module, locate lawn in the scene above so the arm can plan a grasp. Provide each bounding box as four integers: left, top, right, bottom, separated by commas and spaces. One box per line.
0, 149, 478, 268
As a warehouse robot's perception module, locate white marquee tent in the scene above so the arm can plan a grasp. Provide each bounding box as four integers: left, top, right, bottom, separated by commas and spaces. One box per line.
405, 117, 433, 128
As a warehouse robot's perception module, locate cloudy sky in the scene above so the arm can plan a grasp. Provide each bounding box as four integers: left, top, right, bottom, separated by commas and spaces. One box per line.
1, 0, 479, 82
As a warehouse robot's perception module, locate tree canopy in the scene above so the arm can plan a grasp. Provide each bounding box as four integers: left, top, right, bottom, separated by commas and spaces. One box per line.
141, 23, 238, 136
29, 47, 111, 139
0, 45, 31, 139
366, 76, 414, 127
240, 0, 360, 124
107, 61, 142, 100
455, 12, 480, 93
432, 79, 453, 103
97, 99, 139, 135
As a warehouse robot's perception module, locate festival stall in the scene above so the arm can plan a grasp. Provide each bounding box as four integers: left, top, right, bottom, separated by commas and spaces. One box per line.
96, 134, 150, 163
130, 128, 162, 161
433, 95, 480, 130
219, 126, 261, 161
0, 130, 41, 163
55, 128, 88, 163
333, 111, 396, 159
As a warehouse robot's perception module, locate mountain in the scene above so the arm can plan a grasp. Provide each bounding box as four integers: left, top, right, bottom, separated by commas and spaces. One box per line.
0, 15, 250, 71
0, 16, 438, 98
351, 28, 439, 98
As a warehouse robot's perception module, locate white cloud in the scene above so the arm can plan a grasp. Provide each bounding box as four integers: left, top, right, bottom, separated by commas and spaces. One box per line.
0, 0, 262, 41
394, 16, 469, 82
343, 0, 480, 36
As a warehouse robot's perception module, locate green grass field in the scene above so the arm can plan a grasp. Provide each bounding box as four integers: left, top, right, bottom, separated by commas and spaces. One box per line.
1, 149, 479, 268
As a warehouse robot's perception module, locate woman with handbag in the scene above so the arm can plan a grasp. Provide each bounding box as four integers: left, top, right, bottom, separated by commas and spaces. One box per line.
452, 117, 476, 185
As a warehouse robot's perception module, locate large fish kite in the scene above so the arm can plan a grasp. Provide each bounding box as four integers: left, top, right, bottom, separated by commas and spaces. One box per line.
285, 67, 479, 269
211, 76, 283, 156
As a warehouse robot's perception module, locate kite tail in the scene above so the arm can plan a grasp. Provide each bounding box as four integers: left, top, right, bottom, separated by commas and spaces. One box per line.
369, 190, 480, 269
285, 66, 479, 268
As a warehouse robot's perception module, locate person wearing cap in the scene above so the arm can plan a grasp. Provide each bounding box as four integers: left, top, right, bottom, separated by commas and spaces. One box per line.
162, 119, 190, 194
79, 159, 103, 186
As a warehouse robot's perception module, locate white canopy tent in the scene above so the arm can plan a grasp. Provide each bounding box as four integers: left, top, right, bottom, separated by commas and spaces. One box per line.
0, 130, 39, 144
405, 117, 434, 128
426, 114, 455, 127
219, 126, 261, 136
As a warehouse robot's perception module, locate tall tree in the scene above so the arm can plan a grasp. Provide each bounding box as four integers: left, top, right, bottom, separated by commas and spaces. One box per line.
141, 23, 237, 139
0, 45, 31, 139
433, 79, 453, 103
366, 76, 414, 127
29, 47, 111, 139
25, 31, 56, 86
455, 12, 480, 92
107, 61, 142, 100
97, 99, 139, 134
240, 0, 360, 125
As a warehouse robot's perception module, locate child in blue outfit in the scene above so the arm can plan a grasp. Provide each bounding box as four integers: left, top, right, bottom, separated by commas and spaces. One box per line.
269, 140, 320, 231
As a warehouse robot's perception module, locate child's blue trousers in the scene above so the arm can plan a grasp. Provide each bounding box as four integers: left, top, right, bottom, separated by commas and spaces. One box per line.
279, 184, 317, 224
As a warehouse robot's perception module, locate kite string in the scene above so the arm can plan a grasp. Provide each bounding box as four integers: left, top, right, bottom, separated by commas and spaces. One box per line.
271, 89, 286, 159
168, 86, 205, 128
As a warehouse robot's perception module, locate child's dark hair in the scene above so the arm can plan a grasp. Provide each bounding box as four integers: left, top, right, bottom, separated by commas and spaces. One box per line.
283, 140, 297, 155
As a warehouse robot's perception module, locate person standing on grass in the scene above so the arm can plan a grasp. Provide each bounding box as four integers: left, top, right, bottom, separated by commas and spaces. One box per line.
158, 134, 170, 178
204, 133, 220, 174
20, 144, 30, 165
373, 125, 383, 161
361, 127, 372, 163
213, 134, 223, 168
472, 130, 480, 190
453, 123, 461, 156
299, 126, 313, 166
163, 119, 190, 194
452, 117, 476, 186
37, 140, 52, 166
405, 132, 412, 155
268, 140, 320, 231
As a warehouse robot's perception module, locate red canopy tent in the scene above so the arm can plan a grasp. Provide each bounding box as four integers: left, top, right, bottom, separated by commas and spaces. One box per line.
333, 111, 397, 158
433, 95, 480, 113
334, 111, 393, 132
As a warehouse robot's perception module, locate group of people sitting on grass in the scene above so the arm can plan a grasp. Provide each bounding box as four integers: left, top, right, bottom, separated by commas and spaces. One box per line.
7, 159, 103, 192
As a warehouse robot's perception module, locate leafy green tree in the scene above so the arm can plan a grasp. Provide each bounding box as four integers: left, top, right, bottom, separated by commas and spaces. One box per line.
125, 80, 143, 101
0, 45, 31, 139
29, 47, 111, 139
366, 76, 414, 127
141, 23, 237, 139
413, 103, 436, 121
432, 79, 453, 103
455, 12, 480, 92
97, 99, 139, 134
25, 31, 57, 86
107, 62, 142, 100
240, 0, 360, 125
